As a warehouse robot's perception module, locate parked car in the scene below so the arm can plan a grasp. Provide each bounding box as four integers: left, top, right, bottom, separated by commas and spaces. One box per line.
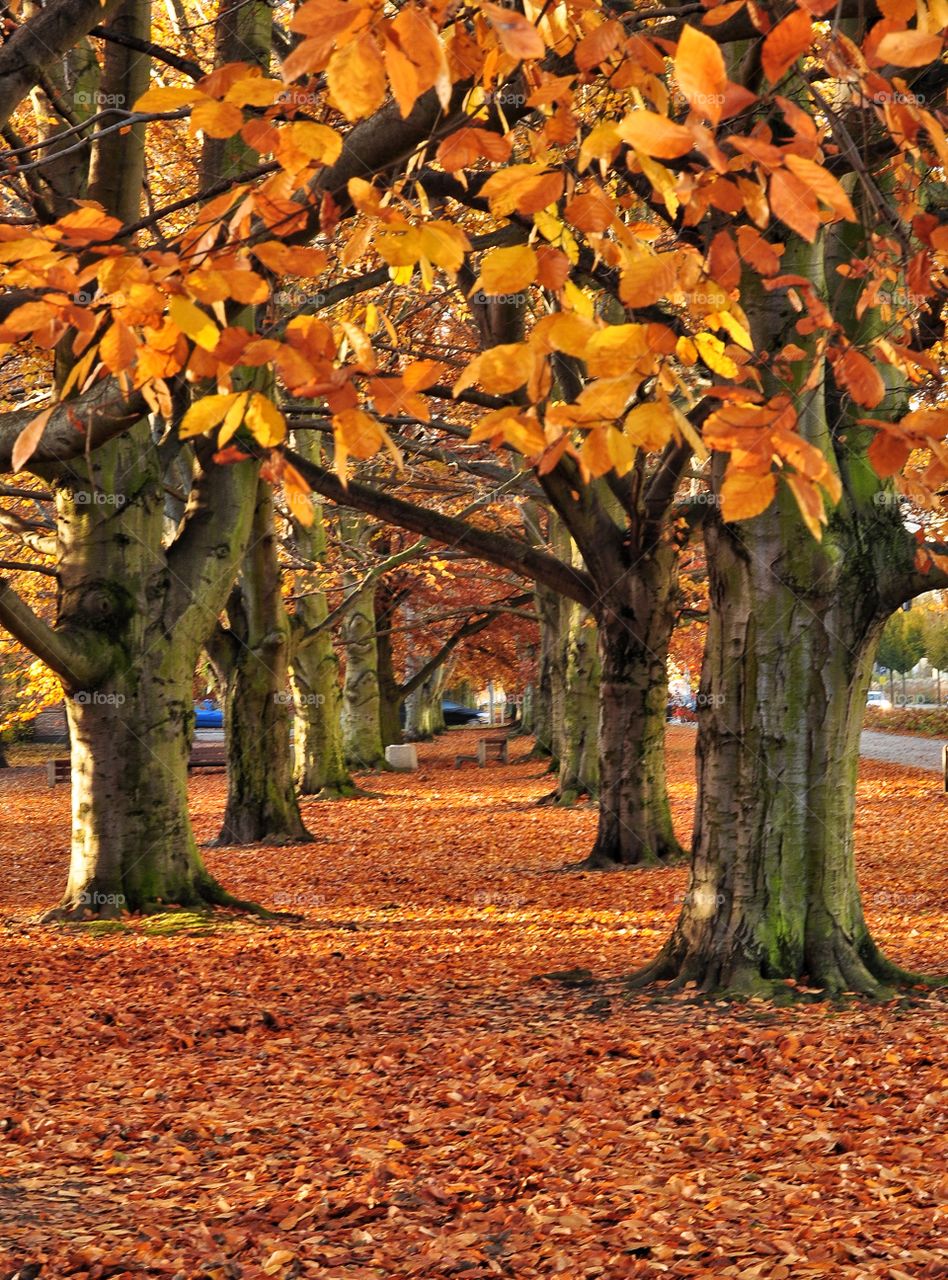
866, 690, 891, 710
441, 701, 488, 726
194, 699, 224, 729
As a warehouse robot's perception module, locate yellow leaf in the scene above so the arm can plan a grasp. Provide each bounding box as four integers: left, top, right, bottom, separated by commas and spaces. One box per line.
694, 331, 739, 378
454, 343, 535, 395
190, 99, 245, 139
169, 296, 219, 351
327, 32, 386, 121
245, 393, 286, 448
623, 401, 675, 451
721, 469, 777, 522
419, 222, 471, 274
478, 245, 537, 295
134, 86, 198, 111
675, 24, 727, 124
179, 393, 245, 440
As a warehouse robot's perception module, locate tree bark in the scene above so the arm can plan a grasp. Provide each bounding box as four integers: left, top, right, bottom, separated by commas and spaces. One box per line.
339, 515, 385, 770
207, 477, 311, 845
583, 568, 682, 866
40, 427, 259, 915
287, 434, 355, 798
638, 491, 913, 994
555, 595, 599, 804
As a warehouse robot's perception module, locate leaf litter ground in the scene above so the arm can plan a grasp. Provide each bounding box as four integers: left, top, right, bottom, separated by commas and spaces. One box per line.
0, 728, 945, 1279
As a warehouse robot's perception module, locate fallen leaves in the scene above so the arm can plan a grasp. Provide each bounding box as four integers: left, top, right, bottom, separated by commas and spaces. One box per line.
0, 731, 944, 1277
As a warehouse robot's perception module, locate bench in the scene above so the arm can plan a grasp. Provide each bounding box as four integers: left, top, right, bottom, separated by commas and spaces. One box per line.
46, 757, 70, 786
478, 736, 509, 765
188, 742, 227, 772
456, 736, 510, 768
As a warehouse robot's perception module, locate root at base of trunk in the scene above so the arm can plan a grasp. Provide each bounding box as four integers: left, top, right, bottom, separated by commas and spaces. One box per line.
40, 873, 279, 923
626, 932, 940, 1000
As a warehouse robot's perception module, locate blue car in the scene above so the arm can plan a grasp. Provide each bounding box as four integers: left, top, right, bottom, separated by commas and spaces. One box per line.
194, 700, 223, 729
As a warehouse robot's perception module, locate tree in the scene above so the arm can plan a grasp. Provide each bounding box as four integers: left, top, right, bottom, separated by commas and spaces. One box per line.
878, 610, 927, 705
4, 0, 948, 960
922, 608, 948, 705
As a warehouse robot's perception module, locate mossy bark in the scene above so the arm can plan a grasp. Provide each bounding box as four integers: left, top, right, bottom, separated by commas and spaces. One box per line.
207, 478, 311, 846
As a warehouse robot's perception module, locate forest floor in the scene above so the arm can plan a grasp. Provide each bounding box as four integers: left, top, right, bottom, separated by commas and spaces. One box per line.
0, 727, 945, 1280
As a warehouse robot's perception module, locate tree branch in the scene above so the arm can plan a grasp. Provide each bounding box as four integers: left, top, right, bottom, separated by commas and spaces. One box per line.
0, 0, 125, 129
0, 578, 111, 686
283, 447, 595, 606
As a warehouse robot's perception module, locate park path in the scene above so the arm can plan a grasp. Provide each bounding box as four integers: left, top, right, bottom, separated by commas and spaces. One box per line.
670, 720, 945, 773
859, 729, 944, 772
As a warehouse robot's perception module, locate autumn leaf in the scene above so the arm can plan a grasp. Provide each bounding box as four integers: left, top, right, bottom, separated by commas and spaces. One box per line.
179, 393, 246, 440
169, 296, 220, 352
721, 468, 777, 522
327, 32, 386, 121
11, 407, 54, 473
481, 2, 545, 60
833, 346, 886, 408
674, 25, 727, 124
454, 343, 536, 395
761, 9, 812, 82
618, 111, 696, 158
875, 29, 944, 66
477, 245, 537, 295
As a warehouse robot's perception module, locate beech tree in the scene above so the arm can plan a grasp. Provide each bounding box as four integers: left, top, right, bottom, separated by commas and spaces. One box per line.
2, 0, 948, 992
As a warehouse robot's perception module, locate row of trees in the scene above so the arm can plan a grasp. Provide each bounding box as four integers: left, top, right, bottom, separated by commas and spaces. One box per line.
0, 0, 947, 994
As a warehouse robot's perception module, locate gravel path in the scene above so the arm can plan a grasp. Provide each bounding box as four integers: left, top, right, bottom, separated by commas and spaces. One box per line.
670, 720, 945, 773
859, 729, 945, 773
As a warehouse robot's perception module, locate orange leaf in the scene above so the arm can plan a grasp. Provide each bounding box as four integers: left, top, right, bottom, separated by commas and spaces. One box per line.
867, 429, 912, 477
769, 168, 821, 241
481, 2, 545, 59
675, 24, 727, 124
876, 29, 943, 65
761, 9, 812, 82
619, 111, 696, 158
834, 347, 886, 408
327, 32, 386, 121
720, 469, 776, 522
575, 19, 623, 70
11, 407, 54, 473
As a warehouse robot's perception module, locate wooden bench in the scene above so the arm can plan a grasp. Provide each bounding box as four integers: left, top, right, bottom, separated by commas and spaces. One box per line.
188, 742, 227, 772
46, 757, 70, 786
478, 736, 509, 765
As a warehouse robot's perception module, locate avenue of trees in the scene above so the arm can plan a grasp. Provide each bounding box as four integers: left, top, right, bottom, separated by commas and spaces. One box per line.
0, 0, 947, 996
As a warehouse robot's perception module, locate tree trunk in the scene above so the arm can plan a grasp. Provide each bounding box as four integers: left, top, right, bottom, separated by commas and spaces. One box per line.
339, 517, 385, 770
638, 495, 910, 994
375, 584, 403, 749
582, 574, 682, 867
46, 428, 258, 915
287, 436, 355, 798
553, 543, 600, 804
208, 478, 311, 845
